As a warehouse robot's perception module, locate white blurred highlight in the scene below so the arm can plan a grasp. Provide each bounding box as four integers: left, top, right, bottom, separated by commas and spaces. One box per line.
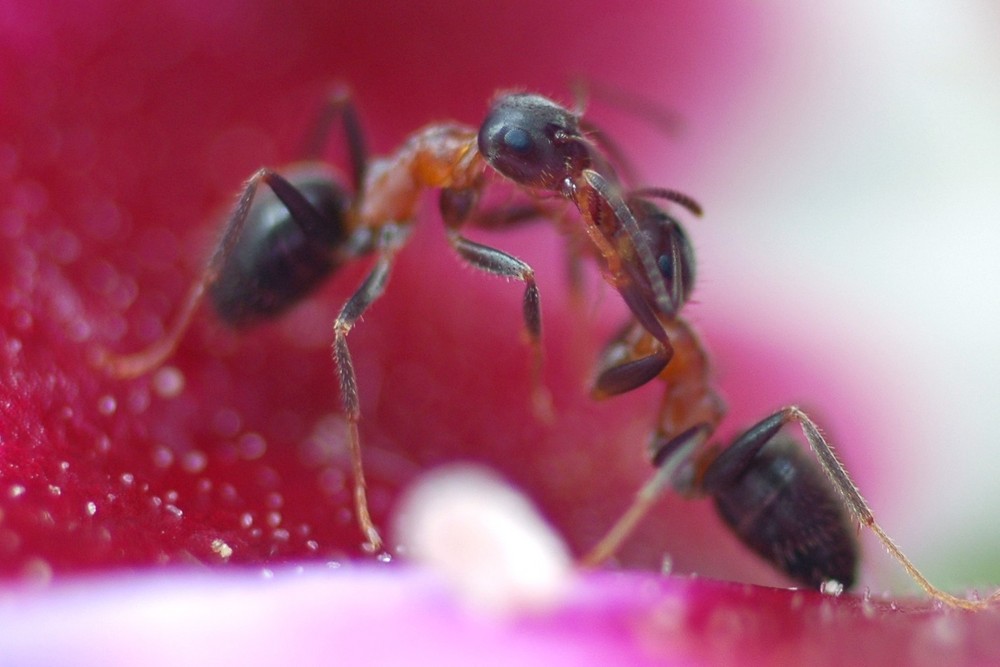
393, 464, 573, 614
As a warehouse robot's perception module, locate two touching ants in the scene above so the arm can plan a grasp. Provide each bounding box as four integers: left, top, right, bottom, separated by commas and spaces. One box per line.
95, 85, 998, 610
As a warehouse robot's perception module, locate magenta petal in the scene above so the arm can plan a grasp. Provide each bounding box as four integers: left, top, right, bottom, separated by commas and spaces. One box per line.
2, 567, 1000, 666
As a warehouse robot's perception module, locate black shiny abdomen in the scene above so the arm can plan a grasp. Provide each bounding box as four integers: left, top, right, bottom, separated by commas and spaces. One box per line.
209, 172, 352, 327
712, 437, 858, 589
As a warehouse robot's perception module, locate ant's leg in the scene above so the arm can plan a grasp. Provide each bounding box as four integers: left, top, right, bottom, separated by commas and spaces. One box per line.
440, 189, 552, 420
92, 169, 280, 377
591, 321, 670, 398
91, 277, 208, 380
471, 200, 592, 308
300, 84, 368, 193
94, 168, 336, 378
580, 170, 674, 320
332, 224, 410, 552
725, 407, 999, 609
448, 231, 551, 419
581, 424, 711, 566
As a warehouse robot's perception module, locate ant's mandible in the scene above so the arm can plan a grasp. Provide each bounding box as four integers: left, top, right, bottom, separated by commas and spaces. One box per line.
93, 86, 699, 553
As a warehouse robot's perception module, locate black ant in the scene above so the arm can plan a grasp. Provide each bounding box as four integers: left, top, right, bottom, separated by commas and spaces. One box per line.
93, 86, 994, 609
570, 197, 1000, 610
93, 86, 694, 553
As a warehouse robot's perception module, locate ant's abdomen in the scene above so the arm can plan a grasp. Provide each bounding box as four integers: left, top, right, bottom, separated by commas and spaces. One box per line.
209, 170, 353, 327
712, 437, 858, 590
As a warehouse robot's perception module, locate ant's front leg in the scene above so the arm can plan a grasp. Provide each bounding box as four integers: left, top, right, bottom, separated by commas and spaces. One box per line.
439, 188, 552, 420
332, 223, 411, 553
591, 320, 671, 399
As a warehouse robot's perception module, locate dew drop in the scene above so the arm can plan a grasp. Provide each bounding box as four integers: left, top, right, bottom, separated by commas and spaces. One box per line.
5, 337, 22, 356
212, 408, 242, 437
151, 445, 174, 469
127, 386, 151, 414
22, 558, 53, 586
211, 538, 233, 560
237, 432, 267, 460
861, 597, 876, 619
97, 394, 117, 415
153, 366, 185, 398
181, 450, 207, 474
218, 483, 238, 503
820, 579, 844, 597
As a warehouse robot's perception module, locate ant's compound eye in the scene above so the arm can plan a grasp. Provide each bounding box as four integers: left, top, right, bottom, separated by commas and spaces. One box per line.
657, 253, 673, 279
502, 127, 534, 155
479, 93, 588, 190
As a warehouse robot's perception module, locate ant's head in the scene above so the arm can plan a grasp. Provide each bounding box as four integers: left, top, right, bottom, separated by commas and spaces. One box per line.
478, 93, 592, 192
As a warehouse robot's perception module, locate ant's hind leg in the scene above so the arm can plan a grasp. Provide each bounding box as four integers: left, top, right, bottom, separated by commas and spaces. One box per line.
92, 167, 292, 379
766, 407, 999, 609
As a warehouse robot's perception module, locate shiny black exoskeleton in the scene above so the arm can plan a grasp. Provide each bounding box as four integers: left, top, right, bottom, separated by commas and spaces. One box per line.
208, 167, 356, 327
705, 435, 858, 589
478, 93, 597, 192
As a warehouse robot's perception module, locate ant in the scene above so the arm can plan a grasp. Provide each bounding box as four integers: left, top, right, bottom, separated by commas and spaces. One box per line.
93, 86, 696, 554
573, 197, 1000, 610
93, 85, 994, 610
